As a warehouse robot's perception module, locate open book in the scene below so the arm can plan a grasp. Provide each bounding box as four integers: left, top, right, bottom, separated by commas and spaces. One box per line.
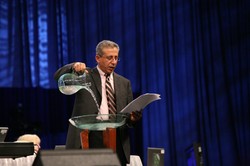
120, 93, 161, 113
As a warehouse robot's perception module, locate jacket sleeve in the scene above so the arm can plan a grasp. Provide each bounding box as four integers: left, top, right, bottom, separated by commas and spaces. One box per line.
53, 63, 75, 81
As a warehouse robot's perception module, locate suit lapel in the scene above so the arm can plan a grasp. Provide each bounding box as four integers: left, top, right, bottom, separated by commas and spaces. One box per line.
114, 73, 122, 112
91, 68, 102, 97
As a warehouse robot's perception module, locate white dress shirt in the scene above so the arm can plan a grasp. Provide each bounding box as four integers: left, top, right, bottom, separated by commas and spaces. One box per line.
97, 66, 114, 120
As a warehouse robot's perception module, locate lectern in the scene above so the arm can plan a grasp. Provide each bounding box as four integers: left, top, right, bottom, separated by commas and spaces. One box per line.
69, 114, 127, 152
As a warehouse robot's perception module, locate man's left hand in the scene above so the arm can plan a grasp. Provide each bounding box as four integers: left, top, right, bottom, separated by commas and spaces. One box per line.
130, 110, 142, 122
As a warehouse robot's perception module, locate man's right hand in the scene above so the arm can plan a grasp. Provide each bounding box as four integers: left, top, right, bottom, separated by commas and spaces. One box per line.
72, 62, 88, 74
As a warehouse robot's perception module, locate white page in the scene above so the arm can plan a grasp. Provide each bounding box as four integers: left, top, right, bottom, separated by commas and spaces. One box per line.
120, 93, 161, 113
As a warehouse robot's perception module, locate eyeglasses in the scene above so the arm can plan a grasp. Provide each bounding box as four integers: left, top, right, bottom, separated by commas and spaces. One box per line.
102, 55, 120, 62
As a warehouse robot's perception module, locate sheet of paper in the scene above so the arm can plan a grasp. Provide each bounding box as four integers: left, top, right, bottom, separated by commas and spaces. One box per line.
120, 93, 161, 113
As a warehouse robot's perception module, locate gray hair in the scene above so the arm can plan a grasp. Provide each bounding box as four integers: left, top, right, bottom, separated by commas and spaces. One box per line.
96, 40, 120, 56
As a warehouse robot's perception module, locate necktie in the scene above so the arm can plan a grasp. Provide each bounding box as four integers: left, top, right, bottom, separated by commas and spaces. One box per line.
105, 74, 116, 115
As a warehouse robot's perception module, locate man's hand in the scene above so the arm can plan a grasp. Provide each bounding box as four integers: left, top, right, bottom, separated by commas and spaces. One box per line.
130, 110, 142, 122
72, 62, 88, 74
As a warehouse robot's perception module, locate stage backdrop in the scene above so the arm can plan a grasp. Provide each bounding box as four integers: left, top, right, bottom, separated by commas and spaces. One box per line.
0, 0, 249, 165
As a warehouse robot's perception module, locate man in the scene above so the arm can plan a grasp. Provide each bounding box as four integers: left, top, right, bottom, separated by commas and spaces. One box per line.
54, 40, 142, 165
0, 134, 41, 166
16, 134, 41, 154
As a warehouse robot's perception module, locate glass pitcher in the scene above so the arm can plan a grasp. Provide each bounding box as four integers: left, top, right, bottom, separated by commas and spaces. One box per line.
58, 72, 91, 95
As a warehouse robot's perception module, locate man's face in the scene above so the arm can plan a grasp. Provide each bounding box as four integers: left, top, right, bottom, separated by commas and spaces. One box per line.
96, 47, 119, 74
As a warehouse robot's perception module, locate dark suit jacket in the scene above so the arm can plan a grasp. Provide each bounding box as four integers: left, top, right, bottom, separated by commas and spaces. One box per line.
54, 64, 133, 165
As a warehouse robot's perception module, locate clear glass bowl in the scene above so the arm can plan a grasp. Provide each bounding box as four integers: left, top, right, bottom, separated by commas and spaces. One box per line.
69, 114, 128, 131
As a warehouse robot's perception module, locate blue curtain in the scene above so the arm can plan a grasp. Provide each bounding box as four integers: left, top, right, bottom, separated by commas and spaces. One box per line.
0, 0, 249, 165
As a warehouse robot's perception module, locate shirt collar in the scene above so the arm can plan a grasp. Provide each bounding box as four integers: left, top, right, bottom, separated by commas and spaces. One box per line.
96, 65, 114, 78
